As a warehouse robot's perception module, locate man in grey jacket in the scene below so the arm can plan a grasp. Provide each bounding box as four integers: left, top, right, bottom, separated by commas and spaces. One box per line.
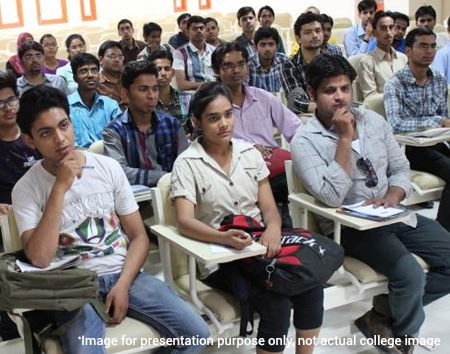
290, 53, 450, 354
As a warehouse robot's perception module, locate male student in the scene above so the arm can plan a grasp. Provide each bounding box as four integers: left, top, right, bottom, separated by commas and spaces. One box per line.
291, 53, 450, 354
68, 53, 121, 148
17, 41, 69, 96
357, 11, 407, 100
104, 61, 188, 187
117, 19, 146, 63
137, 22, 173, 61
148, 49, 192, 135
343, 0, 377, 57
384, 28, 450, 231
257, 5, 286, 54
97, 41, 126, 109
415, 5, 448, 49
173, 16, 216, 91
368, 11, 409, 53
235, 7, 258, 59
12, 85, 209, 353
247, 26, 288, 93
169, 13, 191, 50
204, 18, 226, 48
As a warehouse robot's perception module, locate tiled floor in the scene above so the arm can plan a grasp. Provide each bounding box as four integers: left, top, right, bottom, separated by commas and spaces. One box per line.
1, 202, 448, 353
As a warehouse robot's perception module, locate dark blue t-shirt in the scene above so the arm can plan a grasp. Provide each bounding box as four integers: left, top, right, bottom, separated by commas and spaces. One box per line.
0, 135, 41, 204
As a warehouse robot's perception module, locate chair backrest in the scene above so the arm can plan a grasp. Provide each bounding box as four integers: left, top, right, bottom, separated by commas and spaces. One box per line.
0, 208, 22, 253
363, 93, 386, 119
347, 54, 365, 103
88, 140, 104, 154
332, 17, 352, 29
284, 160, 319, 232
154, 174, 189, 280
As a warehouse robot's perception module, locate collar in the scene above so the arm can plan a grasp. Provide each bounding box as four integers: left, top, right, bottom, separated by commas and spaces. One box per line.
305, 108, 364, 139
182, 138, 254, 160
372, 46, 397, 60
119, 109, 160, 128
120, 38, 138, 49
68, 90, 102, 107
187, 41, 214, 54
99, 70, 120, 84
252, 53, 284, 69
402, 65, 435, 85
231, 85, 258, 109
19, 73, 50, 86
356, 23, 365, 37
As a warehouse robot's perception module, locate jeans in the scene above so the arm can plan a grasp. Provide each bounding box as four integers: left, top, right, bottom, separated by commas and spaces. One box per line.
342, 215, 450, 336
56, 271, 209, 354
406, 144, 450, 231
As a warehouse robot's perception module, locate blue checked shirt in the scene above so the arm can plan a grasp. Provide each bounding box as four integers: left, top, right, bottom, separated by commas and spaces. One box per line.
103, 110, 188, 187
384, 66, 448, 133
247, 53, 289, 93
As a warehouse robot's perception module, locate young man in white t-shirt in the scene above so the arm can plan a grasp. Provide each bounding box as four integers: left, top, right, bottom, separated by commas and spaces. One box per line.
12, 85, 209, 353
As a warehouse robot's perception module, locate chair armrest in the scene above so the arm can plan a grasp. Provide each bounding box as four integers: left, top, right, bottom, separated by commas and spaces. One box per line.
288, 192, 411, 231
150, 224, 266, 266
395, 134, 450, 147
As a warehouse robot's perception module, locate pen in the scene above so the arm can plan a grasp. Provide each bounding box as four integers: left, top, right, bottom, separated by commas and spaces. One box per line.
81, 165, 95, 169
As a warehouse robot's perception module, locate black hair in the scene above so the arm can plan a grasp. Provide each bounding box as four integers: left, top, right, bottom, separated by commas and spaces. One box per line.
405, 27, 436, 48
177, 13, 191, 25
306, 54, 356, 91
204, 17, 218, 27
117, 19, 133, 30
211, 41, 249, 74
143, 22, 162, 38
257, 5, 275, 19
393, 12, 410, 27
18, 41, 44, 60
372, 10, 395, 29
187, 16, 205, 30
237, 6, 255, 21
0, 70, 18, 96
39, 34, 55, 45
254, 26, 280, 46
121, 60, 159, 89
98, 40, 122, 58
320, 14, 334, 27
189, 81, 232, 120
17, 85, 70, 136
148, 49, 174, 66
294, 12, 323, 37
71, 53, 99, 78
448, 15, 450, 29
357, 0, 377, 13
415, 5, 436, 22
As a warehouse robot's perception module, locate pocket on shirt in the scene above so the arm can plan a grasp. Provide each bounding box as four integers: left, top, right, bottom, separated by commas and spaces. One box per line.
244, 167, 259, 195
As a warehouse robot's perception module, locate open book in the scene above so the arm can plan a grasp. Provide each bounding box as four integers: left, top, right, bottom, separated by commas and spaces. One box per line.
131, 184, 152, 197
397, 127, 450, 144
337, 201, 409, 221
16, 255, 82, 272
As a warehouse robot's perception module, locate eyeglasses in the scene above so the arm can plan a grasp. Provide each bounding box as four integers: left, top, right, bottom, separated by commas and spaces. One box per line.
77, 68, 99, 76
357, 157, 378, 187
43, 44, 57, 49
0, 96, 19, 110
220, 61, 246, 72
105, 54, 124, 61
22, 52, 43, 60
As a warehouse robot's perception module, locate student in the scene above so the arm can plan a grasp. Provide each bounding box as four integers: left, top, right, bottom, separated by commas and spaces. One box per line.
6, 33, 34, 78
103, 61, 188, 187
384, 28, 450, 231
169, 13, 191, 50
320, 14, 343, 55
171, 81, 323, 354
432, 16, 450, 84
212, 41, 301, 226
235, 7, 257, 59
344, 0, 377, 57
39, 34, 68, 75
357, 11, 407, 100
281, 12, 325, 114
247, 26, 288, 93
204, 18, 226, 48
257, 5, 286, 54
291, 53, 450, 354
12, 85, 209, 353
137, 22, 173, 61
173, 16, 216, 91
148, 49, 193, 135
117, 19, 146, 63
56, 34, 87, 94
368, 11, 409, 53
97, 40, 126, 109
16, 41, 69, 97
68, 53, 121, 148
415, 5, 448, 49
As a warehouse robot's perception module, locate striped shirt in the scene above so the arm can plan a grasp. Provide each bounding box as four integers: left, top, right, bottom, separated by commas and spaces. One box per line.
384, 66, 448, 133
103, 109, 188, 186
247, 53, 289, 93
173, 42, 216, 83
